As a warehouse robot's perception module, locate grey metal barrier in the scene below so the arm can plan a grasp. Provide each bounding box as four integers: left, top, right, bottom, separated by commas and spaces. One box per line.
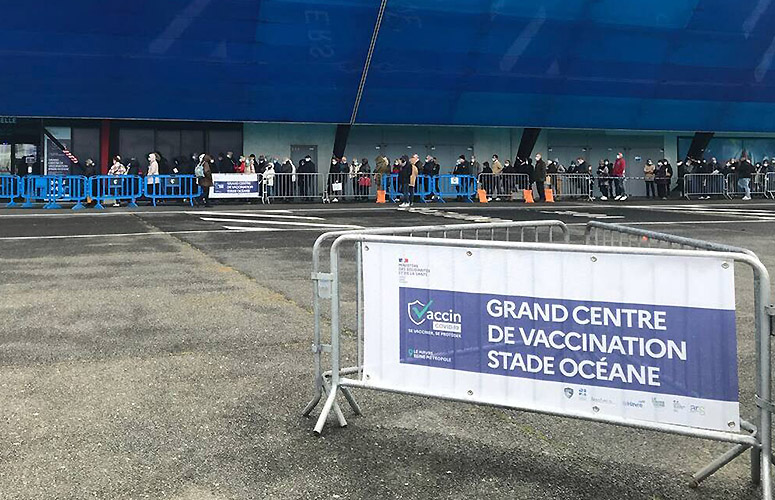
477, 173, 530, 201
549, 173, 593, 200
727, 173, 768, 198
302, 220, 570, 428
683, 173, 726, 200
767, 173, 775, 199
585, 221, 768, 491
308, 221, 774, 499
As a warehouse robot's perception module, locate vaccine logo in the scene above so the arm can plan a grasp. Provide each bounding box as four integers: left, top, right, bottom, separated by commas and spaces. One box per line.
408, 300, 434, 326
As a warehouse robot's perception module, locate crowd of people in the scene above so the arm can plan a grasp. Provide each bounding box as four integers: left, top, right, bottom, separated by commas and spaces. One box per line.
65, 148, 773, 207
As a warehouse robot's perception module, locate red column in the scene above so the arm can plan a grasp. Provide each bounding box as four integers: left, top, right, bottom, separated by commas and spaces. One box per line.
100, 120, 110, 174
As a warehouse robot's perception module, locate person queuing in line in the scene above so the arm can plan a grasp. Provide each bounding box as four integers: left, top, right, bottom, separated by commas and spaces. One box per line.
193, 154, 213, 207
737, 152, 755, 200
399, 153, 420, 208
397, 155, 412, 207
296, 154, 315, 199
533, 153, 547, 202
262, 160, 276, 201
596, 159, 611, 200
374, 153, 390, 191
470, 155, 480, 179
453, 155, 472, 201
490, 154, 504, 201
108, 156, 127, 176
348, 157, 363, 201
480, 161, 494, 201
655, 159, 673, 199
234, 155, 246, 173
644, 159, 656, 199
147, 152, 160, 180
422, 155, 439, 201
355, 158, 372, 201
612, 152, 627, 201
326, 156, 346, 203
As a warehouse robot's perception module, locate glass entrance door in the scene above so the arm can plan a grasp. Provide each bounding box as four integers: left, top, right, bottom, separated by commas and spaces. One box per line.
0, 142, 10, 174
13, 143, 38, 175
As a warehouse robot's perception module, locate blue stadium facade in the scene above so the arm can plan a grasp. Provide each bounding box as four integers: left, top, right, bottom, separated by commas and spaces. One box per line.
2, 1, 775, 174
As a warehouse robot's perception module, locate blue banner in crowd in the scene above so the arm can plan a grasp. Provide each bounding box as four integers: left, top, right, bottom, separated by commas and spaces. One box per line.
398, 287, 737, 402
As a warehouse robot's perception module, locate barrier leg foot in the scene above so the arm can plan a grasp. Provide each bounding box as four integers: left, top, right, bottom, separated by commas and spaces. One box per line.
72, 202, 85, 210
341, 386, 363, 416
322, 380, 348, 428
94, 203, 105, 210
302, 387, 323, 417
752, 446, 762, 486
45, 202, 61, 210
690, 443, 750, 488
128, 200, 138, 208
314, 384, 345, 435
5, 201, 16, 208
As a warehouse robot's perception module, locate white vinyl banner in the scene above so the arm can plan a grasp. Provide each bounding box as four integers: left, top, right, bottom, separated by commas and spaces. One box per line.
210, 173, 260, 199
361, 242, 740, 432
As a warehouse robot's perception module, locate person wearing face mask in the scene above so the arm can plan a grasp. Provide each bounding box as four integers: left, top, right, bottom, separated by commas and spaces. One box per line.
597, 159, 610, 201
655, 159, 672, 200
533, 153, 547, 202
490, 154, 504, 200
612, 152, 627, 201
146, 153, 160, 198
326, 156, 344, 203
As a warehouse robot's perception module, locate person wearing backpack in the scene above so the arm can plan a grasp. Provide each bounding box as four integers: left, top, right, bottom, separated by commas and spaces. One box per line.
195, 154, 213, 207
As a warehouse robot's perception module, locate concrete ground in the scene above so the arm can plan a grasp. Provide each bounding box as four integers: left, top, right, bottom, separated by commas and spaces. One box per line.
0, 198, 774, 499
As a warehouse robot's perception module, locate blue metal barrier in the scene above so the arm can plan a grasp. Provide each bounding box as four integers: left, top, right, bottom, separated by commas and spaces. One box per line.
381, 174, 433, 203
92, 175, 143, 209
143, 175, 202, 206
382, 174, 401, 202
0, 175, 21, 207
21, 175, 89, 209
434, 175, 477, 202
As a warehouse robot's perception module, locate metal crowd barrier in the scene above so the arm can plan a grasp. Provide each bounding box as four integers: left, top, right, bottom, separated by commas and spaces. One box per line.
21, 175, 89, 209
727, 173, 768, 198
381, 174, 433, 203
434, 174, 476, 202
478, 173, 530, 200
549, 173, 593, 200
92, 175, 143, 209
683, 173, 726, 199
303, 220, 570, 427
767, 173, 775, 199
0, 175, 21, 207
144, 175, 201, 206
306, 219, 774, 499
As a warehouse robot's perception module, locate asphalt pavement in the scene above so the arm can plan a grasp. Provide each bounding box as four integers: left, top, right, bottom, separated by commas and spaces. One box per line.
0, 198, 774, 499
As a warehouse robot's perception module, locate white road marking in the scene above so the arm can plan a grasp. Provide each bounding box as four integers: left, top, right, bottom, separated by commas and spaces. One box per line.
405, 207, 511, 224
188, 211, 324, 221
199, 217, 363, 229
540, 210, 625, 219
0, 229, 245, 241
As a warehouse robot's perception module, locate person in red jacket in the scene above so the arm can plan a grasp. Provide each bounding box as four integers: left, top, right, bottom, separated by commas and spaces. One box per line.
612, 152, 628, 201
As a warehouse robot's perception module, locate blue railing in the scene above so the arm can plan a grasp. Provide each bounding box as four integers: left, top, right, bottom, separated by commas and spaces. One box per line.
21, 175, 89, 209
0, 175, 22, 207
381, 174, 433, 203
143, 175, 202, 206
91, 175, 143, 209
434, 174, 477, 202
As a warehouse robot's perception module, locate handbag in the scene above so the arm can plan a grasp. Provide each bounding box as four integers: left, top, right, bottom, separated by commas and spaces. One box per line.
332, 182, 343, 192
358, 176, 372, 187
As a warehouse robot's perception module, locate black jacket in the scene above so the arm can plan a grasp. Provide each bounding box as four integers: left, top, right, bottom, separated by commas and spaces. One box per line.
737, 159, 755, 178
298, 159, 316, 174
423, 160, 439, 176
